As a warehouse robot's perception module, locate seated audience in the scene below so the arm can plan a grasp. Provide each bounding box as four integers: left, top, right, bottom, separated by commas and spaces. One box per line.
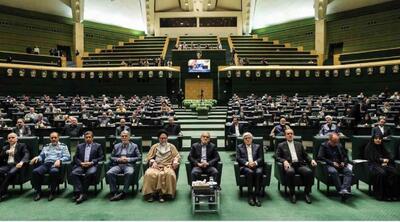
63, 117, 83, 137
319, 115, 340, 136
371, 117, 392, 139
115, 118, 131, 137
13, 118, 32, 137
163, 116, 182, 136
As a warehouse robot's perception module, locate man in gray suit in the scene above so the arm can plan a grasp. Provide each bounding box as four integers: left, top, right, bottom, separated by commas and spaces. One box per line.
13, 119, 31, 137
106, 130, 141, 201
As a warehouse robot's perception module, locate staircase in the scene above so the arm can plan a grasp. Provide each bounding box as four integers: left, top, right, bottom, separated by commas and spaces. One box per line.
174, 106, 227, 150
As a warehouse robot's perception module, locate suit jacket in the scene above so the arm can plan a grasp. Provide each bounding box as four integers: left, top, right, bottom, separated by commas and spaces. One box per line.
110, 142, 141, 167
236, 143, 264, 168
0, 143, 30, 165
371, 125, 391, 138
13, 125, 32, 137
317, 141, 349, 167
115, 125, 131, 136
228, 123, 244, 136
73, 142, 104, 168
164, 123, 181, 136
188, 142, 220, 167
63, 124, 83, 137
276, 140, 311, 165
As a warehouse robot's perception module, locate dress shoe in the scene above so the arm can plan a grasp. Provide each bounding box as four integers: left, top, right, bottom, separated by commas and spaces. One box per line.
111, 192, 125, 201
248, 197, 255, 206
147, 196, 154, 202
76, 194, 87, 204
290, 194, 297, 204
72, 193, 79, 201
305, 194, 312, 204
109, 193, 120, 201
48, 194, 55, 201
255, 197, 262, 207
0, 193, 8, 202
34, 193, 41, 201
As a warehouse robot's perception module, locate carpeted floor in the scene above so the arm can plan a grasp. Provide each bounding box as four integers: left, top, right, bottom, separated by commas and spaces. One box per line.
0, 152, 399, 220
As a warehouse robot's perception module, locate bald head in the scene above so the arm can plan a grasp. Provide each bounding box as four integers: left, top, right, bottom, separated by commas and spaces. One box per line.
328, 133, 340, 147
7, 132, 18, 145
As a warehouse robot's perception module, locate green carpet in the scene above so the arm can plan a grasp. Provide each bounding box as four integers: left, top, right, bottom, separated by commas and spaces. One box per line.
0, 152, 399, 220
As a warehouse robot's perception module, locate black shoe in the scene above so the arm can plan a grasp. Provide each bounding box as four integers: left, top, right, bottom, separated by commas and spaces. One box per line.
76, 194, 87, 204
48, 194, 55, 201
34, 193, 41, 201
147, 195, 154, 202
72, 193, 79, 201
109, 193, 120, 201
305, 194, 312, 204
290, 194, 297, 204
248, 197, 255, 206
255, 197, 262, 207
0, 193, 8, 201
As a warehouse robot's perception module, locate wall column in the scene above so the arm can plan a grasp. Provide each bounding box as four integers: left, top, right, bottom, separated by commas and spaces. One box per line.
314, 0, 328, 65
73, 22, 84, 67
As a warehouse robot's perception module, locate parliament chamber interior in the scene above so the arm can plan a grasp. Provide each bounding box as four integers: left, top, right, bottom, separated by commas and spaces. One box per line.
0, 0, 400, 221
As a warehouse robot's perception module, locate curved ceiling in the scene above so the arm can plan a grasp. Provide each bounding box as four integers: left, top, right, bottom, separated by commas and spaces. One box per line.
0, 0, 146, 31
252, 0, 395, 29
0, 0, 394, 32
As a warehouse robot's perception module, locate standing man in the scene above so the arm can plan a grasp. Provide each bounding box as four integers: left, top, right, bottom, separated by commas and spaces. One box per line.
30, 132, 70, 201
318, 133, 353, 201
70, 131, 104, 204
188, 132, 220, 183
236, 132, 264, 207
106, 131, 141, 201
0, 133, 29, 200
276, 129, 317, 204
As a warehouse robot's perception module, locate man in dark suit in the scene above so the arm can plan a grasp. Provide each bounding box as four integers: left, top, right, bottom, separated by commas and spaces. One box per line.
317, 133, 353, 201
13, 118, 32, 137
0, 133, 29, 200
236, 132, 264, 207
276, 129, 317, 204
371, 117, 391, 139
188, 132, 220, 183
115, 118, 131, 137
63, 117, 83, 137
106, 130, 141, 201
164, 116, 182, 136
70, 131, 104, 204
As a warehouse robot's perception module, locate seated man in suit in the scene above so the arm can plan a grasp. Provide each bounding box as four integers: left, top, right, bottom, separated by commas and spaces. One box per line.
98, 112, 110, 127
0, 133, 29, 200
24, 107, 38, 123
115, 118, 131, 137
229, 117, 244, 137
13, 118, 32, 137
106, 130, 141, 201
319, 115, 340, 136
371, 116, 391, 139
164, 116, 182, 136
276, 129, 317, 204
63, 117, 83, 137
236, 132, 264, 207
188, 132, 220, 183
317, 133, 353, 201
30, 132, 71, 201
70, 131, 104, 204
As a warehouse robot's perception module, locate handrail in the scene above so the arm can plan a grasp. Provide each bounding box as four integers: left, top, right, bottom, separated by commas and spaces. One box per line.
0, 50, 61, 59
339, 46, 400, 56
218, 59, 400, 72
161, 37, 169, 60
0, 63, 180, 72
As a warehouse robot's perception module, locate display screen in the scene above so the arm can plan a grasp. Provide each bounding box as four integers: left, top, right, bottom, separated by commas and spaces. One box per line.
188, 59, 211, 73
